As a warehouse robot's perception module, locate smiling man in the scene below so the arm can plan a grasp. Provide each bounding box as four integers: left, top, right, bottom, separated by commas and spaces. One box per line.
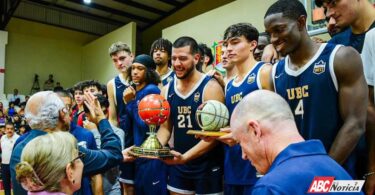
266, 0, 367, 179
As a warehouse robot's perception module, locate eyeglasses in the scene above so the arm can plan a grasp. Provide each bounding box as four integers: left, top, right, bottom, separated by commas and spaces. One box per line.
71, 151, 86, 164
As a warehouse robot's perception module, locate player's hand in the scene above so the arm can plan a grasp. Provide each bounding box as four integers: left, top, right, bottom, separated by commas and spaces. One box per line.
83, 119, 97, 130
262, 44, 279, 64
122, 146, 136, 162
123, 86, 136, 103
217, 127, 238, 147
162, 150, 187, 165
365, 174, 375, 195
84, 93, 106, 124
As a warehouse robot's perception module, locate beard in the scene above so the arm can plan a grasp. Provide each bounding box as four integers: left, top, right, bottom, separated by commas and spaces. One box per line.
176, 63, 195, 80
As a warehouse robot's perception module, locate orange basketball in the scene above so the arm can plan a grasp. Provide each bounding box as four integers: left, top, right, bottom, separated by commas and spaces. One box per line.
138, 94, 170, 125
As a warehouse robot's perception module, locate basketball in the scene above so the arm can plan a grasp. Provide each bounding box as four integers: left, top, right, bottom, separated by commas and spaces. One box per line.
196, 100, 229, 131
138, 94, 170, 125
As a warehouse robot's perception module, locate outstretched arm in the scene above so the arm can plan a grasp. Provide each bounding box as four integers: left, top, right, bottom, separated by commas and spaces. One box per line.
107, 80, 118, 127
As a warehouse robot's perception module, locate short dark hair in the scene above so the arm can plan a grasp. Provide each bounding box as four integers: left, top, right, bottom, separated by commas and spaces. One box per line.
5, 122, 14, 127
81, 80, 102, 92
173, 36, 199, 55
149, 38, 172, 57
198, 43, 214, 65
264, 0, 307, 21
315, 0, 324, 7
223, 23, 259, 42
259, 32, 271, 42
73, 81, 84, 92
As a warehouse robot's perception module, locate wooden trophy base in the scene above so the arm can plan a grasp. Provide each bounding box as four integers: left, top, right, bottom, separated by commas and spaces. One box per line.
129, 146, 174, 159
186, 130, 228, 137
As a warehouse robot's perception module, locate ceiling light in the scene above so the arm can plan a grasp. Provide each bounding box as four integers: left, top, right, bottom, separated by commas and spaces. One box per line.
83, 0, 91, 4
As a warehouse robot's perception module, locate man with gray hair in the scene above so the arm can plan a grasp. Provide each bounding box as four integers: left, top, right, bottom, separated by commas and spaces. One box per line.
231, 90, 358, 194
10, 91, 122, 195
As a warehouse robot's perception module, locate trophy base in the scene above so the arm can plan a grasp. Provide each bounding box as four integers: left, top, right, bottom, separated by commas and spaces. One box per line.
129, 146, 174, 159
186, 130, 228, 137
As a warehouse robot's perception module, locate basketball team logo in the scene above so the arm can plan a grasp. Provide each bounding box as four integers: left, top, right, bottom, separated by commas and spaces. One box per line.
194, 92, 200, 102
247, 73, 256, 84
313, 60, 326, 75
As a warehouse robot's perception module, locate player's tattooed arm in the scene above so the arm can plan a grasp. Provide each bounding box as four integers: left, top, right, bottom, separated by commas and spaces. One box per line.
330, 46, 368, 164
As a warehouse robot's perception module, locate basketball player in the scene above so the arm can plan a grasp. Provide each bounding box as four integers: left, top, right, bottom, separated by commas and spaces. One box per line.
106, 42, 134, 194
157, 36, 225, 195
221, 45, 237, 85
265, 0, 367, 178
150, 38, 174, 86
121, 54, 168, 195
219, 23, 273, 195
317, 0, 375, 193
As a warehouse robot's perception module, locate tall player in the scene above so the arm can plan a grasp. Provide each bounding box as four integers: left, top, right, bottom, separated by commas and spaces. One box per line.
157, 36, 225, 195
265, 0, 367, 177
220, 23, 273, 195
150, 38, 174, 86
106, 42, 134, 195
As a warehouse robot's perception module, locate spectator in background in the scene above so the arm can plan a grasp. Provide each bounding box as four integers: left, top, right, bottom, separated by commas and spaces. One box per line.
199, 43, 214, 73
254, 32, 270, 61
0, 110, 6, 126
0, 102, 4, 113
12, 114, 22, 132
19, 95, 30, 108
53, 82, 64, 92
6, 102, 16, 117
43, 74, 55, 90
1, 122, 20, 195
9, 88, 21, 106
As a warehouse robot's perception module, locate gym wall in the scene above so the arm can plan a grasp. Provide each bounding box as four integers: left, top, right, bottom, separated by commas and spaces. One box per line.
4, 18, 97, 94
81, 22, 136, 84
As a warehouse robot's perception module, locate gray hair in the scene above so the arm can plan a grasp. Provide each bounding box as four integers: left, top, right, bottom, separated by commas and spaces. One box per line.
25, 91, 65, 130
232, 90, 294, 129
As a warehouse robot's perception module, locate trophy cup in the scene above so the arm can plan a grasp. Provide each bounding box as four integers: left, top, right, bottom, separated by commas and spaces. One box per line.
129, 94, 173, 159
187, 100, 230, 136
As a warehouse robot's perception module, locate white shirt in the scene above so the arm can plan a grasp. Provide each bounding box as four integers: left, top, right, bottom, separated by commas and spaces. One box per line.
1, 133, 20, 164
361, 28, 375, 102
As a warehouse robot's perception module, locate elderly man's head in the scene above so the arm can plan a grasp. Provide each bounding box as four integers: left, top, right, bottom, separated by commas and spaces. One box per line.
231, 90, 298, 174
25, 91, 69, 131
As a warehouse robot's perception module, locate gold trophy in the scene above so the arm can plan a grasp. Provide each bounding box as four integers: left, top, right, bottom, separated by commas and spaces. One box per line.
129, 94, 173, 159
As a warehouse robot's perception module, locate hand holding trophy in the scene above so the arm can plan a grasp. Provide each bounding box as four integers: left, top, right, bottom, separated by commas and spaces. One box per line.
129, 94, 173, 159
187, 100, 230, 136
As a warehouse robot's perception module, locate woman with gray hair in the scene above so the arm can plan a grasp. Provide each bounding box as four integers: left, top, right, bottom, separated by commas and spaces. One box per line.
16, 131, 84, 195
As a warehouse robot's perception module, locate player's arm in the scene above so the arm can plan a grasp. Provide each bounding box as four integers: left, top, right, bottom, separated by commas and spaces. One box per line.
260, 63, 274, 91
177, 79, 225, 163
157, 85, 173, 146
107, 80, 118, 127
330, 46, 368, 164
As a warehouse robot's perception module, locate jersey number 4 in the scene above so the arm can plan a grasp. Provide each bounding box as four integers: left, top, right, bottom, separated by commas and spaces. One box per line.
177, 115, 193, 128
295, 99, 304, 117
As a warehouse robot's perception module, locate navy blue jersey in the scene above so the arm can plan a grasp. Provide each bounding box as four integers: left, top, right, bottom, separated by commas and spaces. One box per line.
329, 21, 375, 53
273, 43, 342, 151
167, 75, 223, 179
126, 84, 160, 146
224, 62, 264, 185
161, 69, 174, 86
114, 75, 133, 148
